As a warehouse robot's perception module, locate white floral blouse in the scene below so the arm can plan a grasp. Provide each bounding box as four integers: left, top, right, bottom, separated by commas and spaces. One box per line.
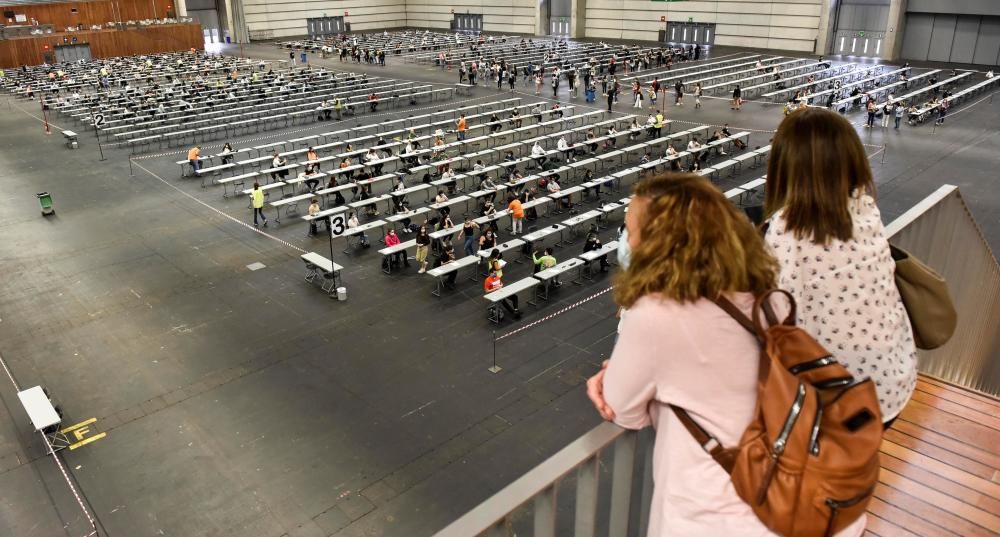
766, 193, 918, 420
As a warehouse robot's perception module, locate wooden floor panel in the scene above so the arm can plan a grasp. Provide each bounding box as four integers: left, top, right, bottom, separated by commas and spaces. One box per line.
870, 376, 1000, 537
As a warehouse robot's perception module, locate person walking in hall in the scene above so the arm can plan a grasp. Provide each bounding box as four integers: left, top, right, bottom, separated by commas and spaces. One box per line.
731, 84, 742, 110
935, 99, 949, 125
461, 217, 480, 256
694, 82, 703, 109
415, 223, 431, 273
508, 66, 517, 91
865, 99, 877, 128
187, 145, 201, 174
763, 107, 917, 428
585, 173, 871, 537
456, 113, 467, 141
508, 194, 524, 235
307, 199, 320, 236
894, 101, 905, 129
551, 72, 560, 98
881, 102, 893, 128
250, 182, 267, 228
674, 80, 684, 106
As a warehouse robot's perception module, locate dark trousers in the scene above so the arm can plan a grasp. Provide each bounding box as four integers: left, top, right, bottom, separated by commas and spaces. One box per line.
253, 208, 266, 225
501, 295, 519, 313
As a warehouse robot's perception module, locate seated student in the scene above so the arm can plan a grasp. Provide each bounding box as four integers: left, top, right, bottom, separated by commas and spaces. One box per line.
434, 190, 450, 216
628, 118, 642, 140
339, 158, 354, 181
306, 147, 320, 170
586, 129, 599, 153
347, 212, 369, 247
689, 158, 702, 172
384, 229, 409, 268
433, 245, 459, 288
365, 148, 383, 175
473, 159, 487, 173
687, 138, 703, 162
510, 108, 523, 128
479, 176, 498, 202
705, 130, 728, 157
302, 163, 321, 192
720, 124, 745, 150
503, 150, 516, 162
583, 231, 610, 271
557, 135, 575, 162
307, 199, 321, 236
550, 102, 564, 119
368, 92, 379, 111
479, 228, 498, 252
530, 104, 543, 123
219, 143, 235, 164
440, 167, 458, 195
484, 269, 520, 320
532, 246, 558, 277
489, 112, 502, 133
604, 125, 619, 148
270, 152, 289, 182
486, 248, 506, 277
530, 141, 547, 168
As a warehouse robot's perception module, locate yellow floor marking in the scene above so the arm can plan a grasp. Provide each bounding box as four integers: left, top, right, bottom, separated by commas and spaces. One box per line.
68, 432, 106, 450
60, 417, 96, 434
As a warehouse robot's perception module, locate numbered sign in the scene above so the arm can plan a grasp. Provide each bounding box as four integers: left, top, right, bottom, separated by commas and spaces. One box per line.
94, 113, 105, 127
328, 214, 347, 237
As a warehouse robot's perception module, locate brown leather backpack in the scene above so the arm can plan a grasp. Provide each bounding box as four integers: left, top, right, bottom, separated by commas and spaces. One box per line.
671, 290, 883, 537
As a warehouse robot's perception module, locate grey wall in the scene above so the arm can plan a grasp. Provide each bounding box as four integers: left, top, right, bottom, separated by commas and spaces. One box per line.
902, 13, 1000, 65
835, 0, 890, 32
907, 0, 1000, 17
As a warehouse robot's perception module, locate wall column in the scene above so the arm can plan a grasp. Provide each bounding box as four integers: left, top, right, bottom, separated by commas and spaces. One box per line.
883, 0, 907, 60
174, 0, 187, 16
815, 0, 836, 55
571, 0, 586, 38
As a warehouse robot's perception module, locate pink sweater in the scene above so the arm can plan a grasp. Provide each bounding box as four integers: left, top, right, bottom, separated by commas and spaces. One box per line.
603, 293, 865, 537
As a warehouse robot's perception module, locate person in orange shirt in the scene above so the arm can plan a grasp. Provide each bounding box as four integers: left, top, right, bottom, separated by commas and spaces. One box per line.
484, 269, 520, 320
507, 194, 524, 235
456, 113, 467, 141
187, 145, 201, 174
306, 147, 319, 170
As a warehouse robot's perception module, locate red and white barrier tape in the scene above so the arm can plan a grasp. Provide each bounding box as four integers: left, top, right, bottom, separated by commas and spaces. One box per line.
495, 286, 614, 342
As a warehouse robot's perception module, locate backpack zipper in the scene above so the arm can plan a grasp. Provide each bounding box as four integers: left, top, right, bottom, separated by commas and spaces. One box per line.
823, 486, 875, 537
788, 356, 836, 375
755, 382, 807, 505
808, 391, 823, 456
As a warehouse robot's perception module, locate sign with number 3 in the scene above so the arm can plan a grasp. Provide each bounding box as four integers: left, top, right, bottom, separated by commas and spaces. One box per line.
328, 214, 347, 237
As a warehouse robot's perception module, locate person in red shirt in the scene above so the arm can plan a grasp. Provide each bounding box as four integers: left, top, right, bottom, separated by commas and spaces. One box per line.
484, 270, 520, 319
384, 229, 409, 268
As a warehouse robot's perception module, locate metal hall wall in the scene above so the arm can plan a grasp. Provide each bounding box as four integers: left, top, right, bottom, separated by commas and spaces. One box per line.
902, 13, 1000, 65
831, 0, 890, 58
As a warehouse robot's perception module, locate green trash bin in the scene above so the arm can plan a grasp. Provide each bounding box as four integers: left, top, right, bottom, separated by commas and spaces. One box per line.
37, 192, 54, 216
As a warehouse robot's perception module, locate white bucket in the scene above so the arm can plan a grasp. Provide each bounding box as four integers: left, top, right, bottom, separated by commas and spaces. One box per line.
336, 287, 347, 301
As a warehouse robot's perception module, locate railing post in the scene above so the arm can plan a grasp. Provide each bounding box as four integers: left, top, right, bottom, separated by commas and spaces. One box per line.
574, 457, 599, 537
534, 485, 557, 537
609, 432, 637, 536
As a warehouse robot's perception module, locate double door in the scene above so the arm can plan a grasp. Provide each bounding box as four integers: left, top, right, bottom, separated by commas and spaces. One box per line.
307, 16, 346, 38
55, 44, 91, 63
453, 14, 483, 32
664, 22, 715, 46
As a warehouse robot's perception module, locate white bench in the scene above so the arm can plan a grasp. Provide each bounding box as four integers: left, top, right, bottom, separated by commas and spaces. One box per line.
378, 239, 417, 274
427, 255, 479, 296
485, 277, 539, 323
532, 257, 586, 302
62, 130, 78, 149
301, 252, 344, 294
578, 240, 618, 280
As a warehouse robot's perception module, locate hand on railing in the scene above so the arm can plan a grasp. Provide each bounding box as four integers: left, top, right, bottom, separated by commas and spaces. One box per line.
586, 358, 616, 421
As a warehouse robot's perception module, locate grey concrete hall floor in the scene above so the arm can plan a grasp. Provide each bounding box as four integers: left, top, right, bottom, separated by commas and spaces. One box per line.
0, 42, 997, 537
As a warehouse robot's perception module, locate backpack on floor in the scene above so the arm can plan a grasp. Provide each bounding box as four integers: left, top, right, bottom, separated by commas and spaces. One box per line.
671, 290, 882, 537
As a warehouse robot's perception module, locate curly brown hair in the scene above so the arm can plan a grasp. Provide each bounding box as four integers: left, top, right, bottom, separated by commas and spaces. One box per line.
614, 173, 778, 308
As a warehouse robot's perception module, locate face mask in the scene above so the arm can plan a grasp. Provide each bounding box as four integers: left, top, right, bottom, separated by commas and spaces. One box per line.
617, 228, 631, 270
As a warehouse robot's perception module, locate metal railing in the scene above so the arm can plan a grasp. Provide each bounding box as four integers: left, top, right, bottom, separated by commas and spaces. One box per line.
885, 185, 1000, 396
433, 185, 1000, 537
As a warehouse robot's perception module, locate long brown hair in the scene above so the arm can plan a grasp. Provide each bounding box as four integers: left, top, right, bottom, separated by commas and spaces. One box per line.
615, 173, 778, 308
764, 107, 875, 245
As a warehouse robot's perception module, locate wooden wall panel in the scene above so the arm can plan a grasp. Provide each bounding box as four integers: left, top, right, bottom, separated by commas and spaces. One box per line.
0, 0, 169, 31
0, 24, 201, 67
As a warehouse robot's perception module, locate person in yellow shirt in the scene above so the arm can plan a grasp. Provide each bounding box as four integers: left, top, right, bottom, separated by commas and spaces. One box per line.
250, 182, 267, 227
654, 112, 664, 138
187, 145, 201, 174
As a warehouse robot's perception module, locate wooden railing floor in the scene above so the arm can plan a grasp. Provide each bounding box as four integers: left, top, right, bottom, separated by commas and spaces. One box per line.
864, 375, 1000, 537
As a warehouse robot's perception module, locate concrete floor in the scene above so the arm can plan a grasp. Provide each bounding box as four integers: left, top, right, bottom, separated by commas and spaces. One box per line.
0, 41, 997, 537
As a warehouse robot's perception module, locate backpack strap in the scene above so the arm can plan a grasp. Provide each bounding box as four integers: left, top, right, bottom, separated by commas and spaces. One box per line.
669, 405, 737, 474
712, 295, 758, 337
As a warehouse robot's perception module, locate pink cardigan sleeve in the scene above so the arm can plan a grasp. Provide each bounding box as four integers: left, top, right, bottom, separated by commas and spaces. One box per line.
603, 300, 660, 430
